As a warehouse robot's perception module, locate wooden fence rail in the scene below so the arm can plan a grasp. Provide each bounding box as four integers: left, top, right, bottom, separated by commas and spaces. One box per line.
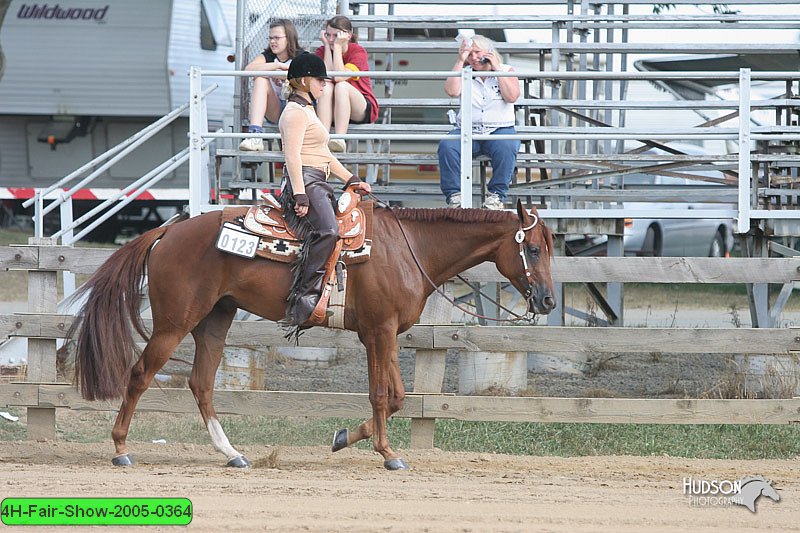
2, 315, 800, 355
3, 245, 800, 282
2, 385, 799, 425
2, 244, 800, 449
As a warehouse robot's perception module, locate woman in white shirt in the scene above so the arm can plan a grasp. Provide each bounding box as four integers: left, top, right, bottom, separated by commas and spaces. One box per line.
438, 34, 521, 209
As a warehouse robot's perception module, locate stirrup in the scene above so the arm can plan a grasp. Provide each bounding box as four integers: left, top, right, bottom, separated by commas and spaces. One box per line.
302, 309, 333, 327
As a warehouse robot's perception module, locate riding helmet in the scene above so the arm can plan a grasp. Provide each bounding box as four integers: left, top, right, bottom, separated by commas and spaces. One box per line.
287, 52, 329, 80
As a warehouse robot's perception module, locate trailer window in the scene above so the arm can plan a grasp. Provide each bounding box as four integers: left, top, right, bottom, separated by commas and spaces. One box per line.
201, 0, 232, 51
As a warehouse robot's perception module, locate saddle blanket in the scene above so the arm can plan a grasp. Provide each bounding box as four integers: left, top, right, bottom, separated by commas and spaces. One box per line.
218, 195, 372, 265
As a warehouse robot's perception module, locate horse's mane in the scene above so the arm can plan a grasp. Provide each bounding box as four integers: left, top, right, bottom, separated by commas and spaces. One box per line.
386, 206, 515, 224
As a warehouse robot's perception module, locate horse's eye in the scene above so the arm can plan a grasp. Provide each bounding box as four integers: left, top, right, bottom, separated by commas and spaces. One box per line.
527, 245, 540, 257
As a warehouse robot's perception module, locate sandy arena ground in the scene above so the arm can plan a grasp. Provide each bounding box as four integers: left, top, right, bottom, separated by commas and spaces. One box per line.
0, 440, 797, 532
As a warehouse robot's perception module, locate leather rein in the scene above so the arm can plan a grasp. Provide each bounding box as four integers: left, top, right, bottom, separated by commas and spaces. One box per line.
369, 193, 543, 323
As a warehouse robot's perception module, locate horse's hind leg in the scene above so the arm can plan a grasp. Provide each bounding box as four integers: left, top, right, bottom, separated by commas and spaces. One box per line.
112, 331, 184, 466
187, 301, 250, 467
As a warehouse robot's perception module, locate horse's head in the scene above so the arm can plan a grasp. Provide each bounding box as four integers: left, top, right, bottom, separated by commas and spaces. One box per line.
495, 200, 556, 316
734, 477, 781, 512
761, 483, 781, 502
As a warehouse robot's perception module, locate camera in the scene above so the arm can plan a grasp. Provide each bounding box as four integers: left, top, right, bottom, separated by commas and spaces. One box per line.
479, 57, 490, 65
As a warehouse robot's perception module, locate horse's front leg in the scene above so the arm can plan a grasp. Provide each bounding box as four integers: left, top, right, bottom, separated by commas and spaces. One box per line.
332, 328, 407, 470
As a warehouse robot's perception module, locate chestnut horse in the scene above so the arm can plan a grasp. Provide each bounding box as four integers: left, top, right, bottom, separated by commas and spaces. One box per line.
69, 201, 555, 470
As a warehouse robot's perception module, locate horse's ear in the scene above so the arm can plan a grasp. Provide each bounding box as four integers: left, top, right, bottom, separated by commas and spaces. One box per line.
516, 199, 528, 223
516, 200, 537, 226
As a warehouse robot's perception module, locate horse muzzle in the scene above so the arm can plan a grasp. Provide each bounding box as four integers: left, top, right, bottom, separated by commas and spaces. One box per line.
528, 286, 556, 315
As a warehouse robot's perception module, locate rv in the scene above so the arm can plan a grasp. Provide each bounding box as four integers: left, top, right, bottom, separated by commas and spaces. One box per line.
0, 0, 236, 240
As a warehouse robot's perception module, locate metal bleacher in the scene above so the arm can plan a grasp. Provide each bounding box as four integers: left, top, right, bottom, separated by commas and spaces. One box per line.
212, 0, 800, 212
188, 0, 800, 329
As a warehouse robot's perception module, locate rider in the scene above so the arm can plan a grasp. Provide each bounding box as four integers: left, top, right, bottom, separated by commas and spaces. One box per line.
278, 52, 371, 328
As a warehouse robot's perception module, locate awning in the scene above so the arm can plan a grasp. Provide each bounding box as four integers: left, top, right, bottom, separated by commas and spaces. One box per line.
634, 52, 800, 99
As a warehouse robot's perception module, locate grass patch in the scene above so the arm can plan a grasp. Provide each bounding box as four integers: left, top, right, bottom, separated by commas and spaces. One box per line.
0, 228, 34, 247
2, 409, 798, 460
433, 420, 800, 459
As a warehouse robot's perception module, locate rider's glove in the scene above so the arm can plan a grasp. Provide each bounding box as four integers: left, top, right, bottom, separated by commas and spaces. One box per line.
342, 175, 362, 191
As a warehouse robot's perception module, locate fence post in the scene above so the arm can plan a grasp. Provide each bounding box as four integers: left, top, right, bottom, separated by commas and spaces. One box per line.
26, 237, 58, 440
409, 282, 452, 449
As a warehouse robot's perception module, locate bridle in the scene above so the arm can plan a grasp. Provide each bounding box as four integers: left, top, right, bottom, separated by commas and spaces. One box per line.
372, 193, 544, 323
515, 214, 540, 302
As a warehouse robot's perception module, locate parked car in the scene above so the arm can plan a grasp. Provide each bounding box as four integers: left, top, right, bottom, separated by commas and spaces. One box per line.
623, 145, 735, 257
623, 204, 734, 257
568, 145, 736, 257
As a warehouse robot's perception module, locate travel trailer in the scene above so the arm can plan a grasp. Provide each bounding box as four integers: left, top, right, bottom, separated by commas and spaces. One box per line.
0, 0, 236, 239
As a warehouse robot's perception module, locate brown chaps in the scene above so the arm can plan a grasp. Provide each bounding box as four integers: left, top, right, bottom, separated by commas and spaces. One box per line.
279, 167, 339, 327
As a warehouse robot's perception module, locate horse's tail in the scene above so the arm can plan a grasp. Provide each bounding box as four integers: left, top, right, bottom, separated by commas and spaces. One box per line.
67, 226, 169, 401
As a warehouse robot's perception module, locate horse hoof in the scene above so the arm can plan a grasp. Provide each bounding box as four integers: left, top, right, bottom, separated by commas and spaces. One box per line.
112, 454, 134, 467
384, 458, 409, 471
331, 428, 349, 452
226, 455, 251, 468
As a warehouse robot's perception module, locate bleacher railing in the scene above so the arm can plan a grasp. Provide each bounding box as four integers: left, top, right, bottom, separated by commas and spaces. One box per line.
189, 66, 800, 233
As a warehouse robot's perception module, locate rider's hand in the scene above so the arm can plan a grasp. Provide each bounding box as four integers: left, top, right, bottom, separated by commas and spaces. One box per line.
343, 175, 370, 195
294, 193, 309, 217
350, 182, 371, 195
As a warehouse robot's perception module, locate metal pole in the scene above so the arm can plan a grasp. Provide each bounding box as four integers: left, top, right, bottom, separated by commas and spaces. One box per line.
53, 147, 192, 239
459, 66, 474, 208
72, 151, 195, 243
549, 21, 562, 169
189, 66, 205, 217
232, 0, 245, 140
59, 197, 76, 298
34, 191, 43, 238
737, 68, 751, 234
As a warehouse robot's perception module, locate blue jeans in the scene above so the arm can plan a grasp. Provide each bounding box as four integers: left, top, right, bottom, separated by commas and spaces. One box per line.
437, 126, 520, 201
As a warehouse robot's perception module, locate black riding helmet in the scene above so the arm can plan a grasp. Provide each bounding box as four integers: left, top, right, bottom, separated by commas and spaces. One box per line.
287, 52, 329, 80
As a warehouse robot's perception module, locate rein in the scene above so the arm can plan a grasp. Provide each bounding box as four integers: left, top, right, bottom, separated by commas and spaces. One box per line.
368, 192, 537, 323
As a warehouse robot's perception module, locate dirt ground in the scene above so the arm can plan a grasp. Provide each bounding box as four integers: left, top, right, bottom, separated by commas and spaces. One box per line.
2, 287, 799, 530
0, 440, 797, 532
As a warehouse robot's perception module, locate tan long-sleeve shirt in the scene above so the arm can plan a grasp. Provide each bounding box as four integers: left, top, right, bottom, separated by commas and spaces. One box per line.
278, 98, 351, 195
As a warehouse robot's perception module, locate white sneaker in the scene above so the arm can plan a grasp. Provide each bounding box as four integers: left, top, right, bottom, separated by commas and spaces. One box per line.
328, 138, 346, 153
446, 193, 462, 207
239, 137, 264, 151
482, 193, 504, 210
